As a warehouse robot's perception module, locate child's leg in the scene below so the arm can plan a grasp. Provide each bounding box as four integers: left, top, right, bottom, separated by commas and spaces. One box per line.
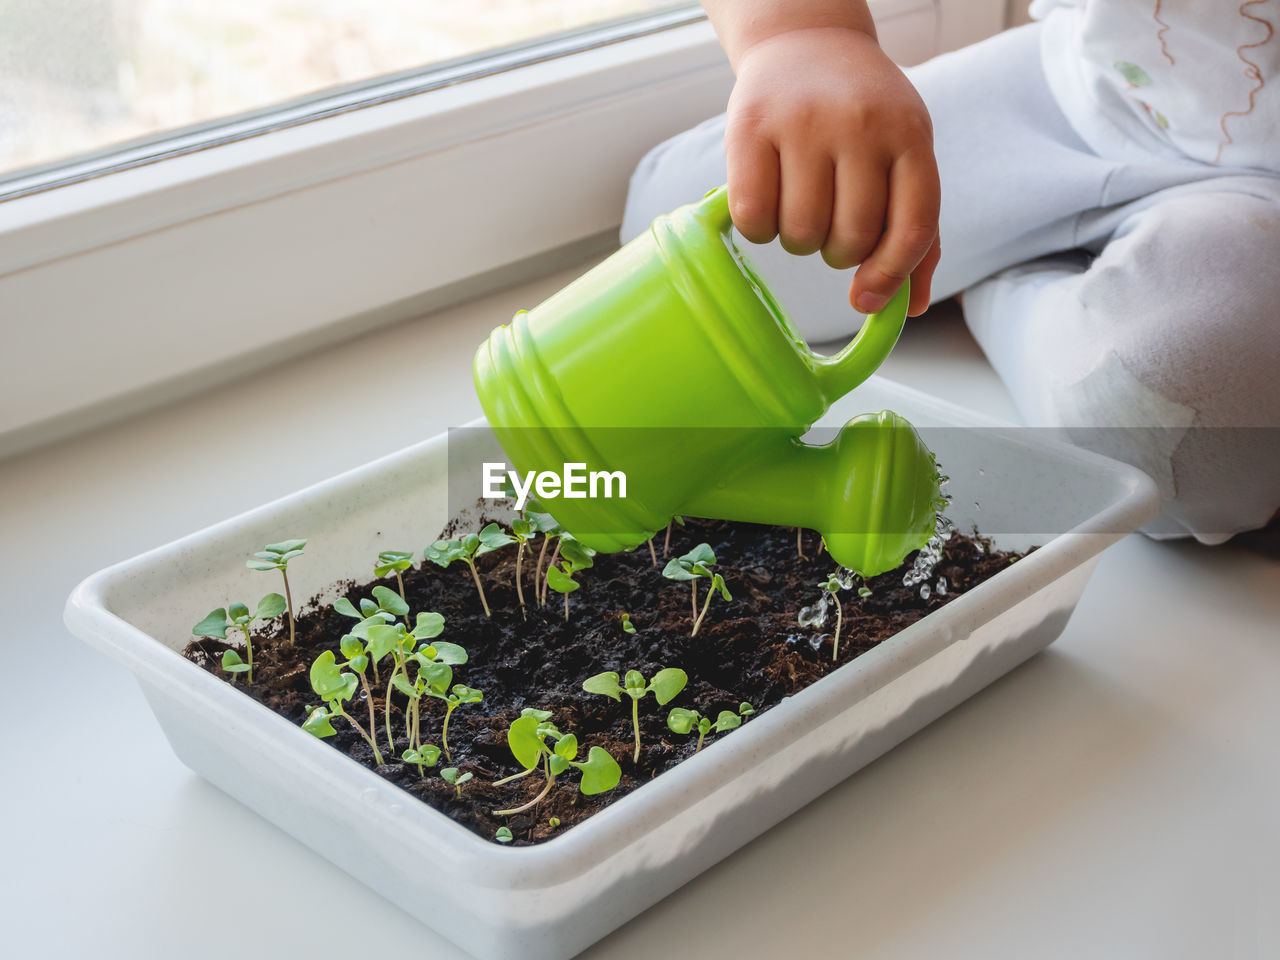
963, 178, 1280, 542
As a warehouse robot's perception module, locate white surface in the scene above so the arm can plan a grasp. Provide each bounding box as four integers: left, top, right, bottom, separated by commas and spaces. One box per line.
64, 366, 1154, 960
2, 277, 1277, 959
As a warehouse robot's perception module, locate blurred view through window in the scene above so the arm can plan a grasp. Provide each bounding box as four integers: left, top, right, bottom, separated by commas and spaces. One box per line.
0, 0, 689, 185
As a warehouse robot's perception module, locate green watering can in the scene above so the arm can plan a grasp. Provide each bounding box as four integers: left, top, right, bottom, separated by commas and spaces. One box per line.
473, 187, 941, 576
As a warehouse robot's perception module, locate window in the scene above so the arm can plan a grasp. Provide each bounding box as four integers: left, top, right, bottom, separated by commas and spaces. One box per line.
0, 0, 1008, 460
0, 0, 692, 196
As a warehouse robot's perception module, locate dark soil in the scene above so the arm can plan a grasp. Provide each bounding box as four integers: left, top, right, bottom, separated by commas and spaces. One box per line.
184, 518, 1024, 846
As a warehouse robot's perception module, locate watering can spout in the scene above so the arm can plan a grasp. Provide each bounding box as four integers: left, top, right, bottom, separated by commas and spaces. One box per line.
683, 411, 941, 577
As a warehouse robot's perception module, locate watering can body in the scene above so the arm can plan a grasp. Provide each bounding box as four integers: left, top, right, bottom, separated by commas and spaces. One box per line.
473, 187, 940, 576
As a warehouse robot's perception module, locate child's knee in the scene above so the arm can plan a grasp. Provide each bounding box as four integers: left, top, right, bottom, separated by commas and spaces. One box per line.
1049, 190, 1280, 540
621, 114, 728, 244
1071, 188, 1280, 420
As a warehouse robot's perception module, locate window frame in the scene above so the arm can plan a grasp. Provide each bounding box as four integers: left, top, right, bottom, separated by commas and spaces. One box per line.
0, 0, 1006, 459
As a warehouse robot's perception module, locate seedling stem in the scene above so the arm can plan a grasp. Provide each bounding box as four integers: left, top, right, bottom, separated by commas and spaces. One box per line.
246, 539, 306, 646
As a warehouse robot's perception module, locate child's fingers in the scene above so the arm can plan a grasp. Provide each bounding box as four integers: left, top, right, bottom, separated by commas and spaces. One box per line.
907, 235, 941, 316
849, 148, 940, 315
725, 124, 781, 243
777, 147, 834, 256
822, 157, 888, 270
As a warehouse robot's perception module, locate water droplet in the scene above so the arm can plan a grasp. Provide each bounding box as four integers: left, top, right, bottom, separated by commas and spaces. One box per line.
798, 596, 829, 628
361, 788, 380, 805
974, 541, 985, 556
902, 531, 947, 588
920, 584, 931, 600
835, 568, 856, 590
936, 577, 948, 596
808, 634, 826, 652
978, 468, 985, 477
974, 501, 981, 511
388, 802, 403, 816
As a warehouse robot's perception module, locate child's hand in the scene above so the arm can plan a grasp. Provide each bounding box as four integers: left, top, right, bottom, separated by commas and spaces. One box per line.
720, 24, 940, 317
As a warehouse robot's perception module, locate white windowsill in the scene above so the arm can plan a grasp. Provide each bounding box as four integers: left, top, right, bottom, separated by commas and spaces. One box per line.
4, 269, 1276, 958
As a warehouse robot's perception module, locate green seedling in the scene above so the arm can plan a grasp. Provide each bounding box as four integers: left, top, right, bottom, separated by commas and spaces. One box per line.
193, 593, 286, 684
400, 742, 442, 777
369, 613, 461, 756
667, 702, 754, 752
531, 513, 563, 606
333, 585, 409, 625
582, 667, 687, 763
374, 550, 414, 607
493, 709, 622, 817
441, 767, 473, 798
544, 537, 594, 620
425, 522, 513, 617
334, 586, 411, 680
620, 613, 636, 635
663, 543, 731, 636
549, 817, 561, 829
247, 539, 305, 646
819, 573, 846, 660
495, 826, 514, 844
506, 486, 564, 605
431, 684, 483, 762
509, 518, 535, 618
662, 515, 685, 557
306, 646, 384, 765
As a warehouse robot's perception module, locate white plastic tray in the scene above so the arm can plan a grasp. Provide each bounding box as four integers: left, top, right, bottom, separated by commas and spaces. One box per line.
64, 377, 1159, 960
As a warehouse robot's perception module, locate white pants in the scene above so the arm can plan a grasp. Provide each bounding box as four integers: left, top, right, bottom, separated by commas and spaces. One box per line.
621, 23, 1280, 543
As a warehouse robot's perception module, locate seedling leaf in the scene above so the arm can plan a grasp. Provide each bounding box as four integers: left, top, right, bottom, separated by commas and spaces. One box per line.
582, 672, 622, 701
310, 650, 356, 702
412, 612, 446, 641
667, 707, 698, 735
648, 668, 687, 705
507, 715, 543, 770
430, 640, 467, 664
193, 608, 229, 639
545, 564, 579, 594
714, 710, 742, 731
371, 585, 409, 616
250, 593, 284, 624
476, 522, 516, 555
339, 634, 365, 660
302, 706, 336, 738
575, 747, 622, 795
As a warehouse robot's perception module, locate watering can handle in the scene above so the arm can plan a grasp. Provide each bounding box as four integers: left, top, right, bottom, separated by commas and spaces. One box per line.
701, 185, 910, 403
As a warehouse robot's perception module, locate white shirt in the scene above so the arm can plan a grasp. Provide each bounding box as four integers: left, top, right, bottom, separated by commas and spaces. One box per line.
1030, 0, 1280, 171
